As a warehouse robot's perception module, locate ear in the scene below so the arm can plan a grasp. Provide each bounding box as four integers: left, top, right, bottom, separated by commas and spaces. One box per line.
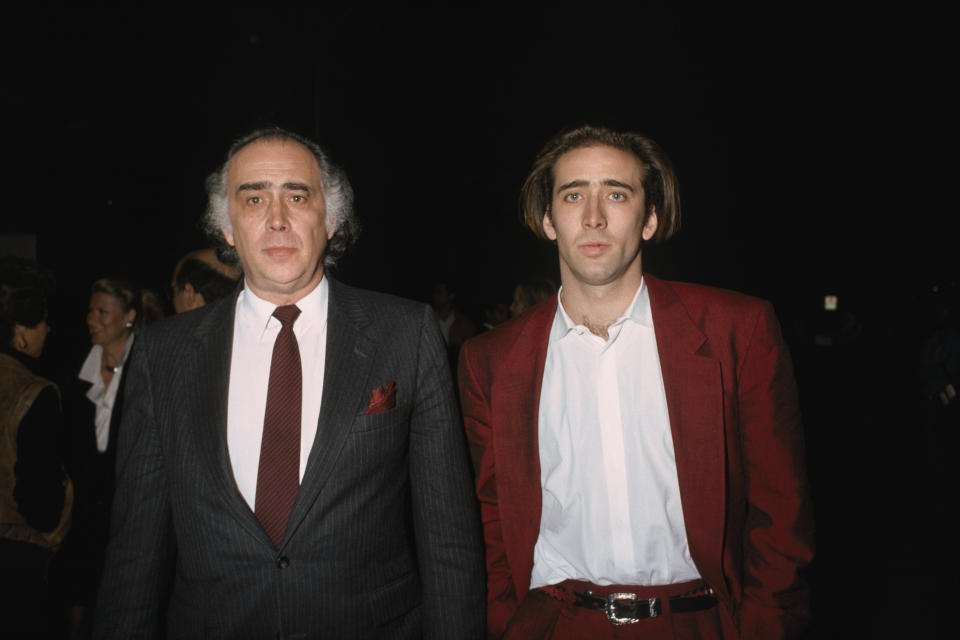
642, 207, 659, 242
541, 210, 558, 241
183, 284, 205, 310
13, 325, 27, 351
222, 223, 235, 247
125, 309, 137, 327
327, 227, 335, 241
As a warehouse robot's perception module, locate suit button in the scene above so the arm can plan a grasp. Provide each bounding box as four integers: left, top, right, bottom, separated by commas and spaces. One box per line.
277, 556, 290, 569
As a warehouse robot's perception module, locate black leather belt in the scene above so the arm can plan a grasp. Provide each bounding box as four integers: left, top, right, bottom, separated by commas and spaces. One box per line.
573, 588, 717, 626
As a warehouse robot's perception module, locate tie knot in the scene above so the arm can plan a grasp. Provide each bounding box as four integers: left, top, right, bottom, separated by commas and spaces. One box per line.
273, 305, 301, 327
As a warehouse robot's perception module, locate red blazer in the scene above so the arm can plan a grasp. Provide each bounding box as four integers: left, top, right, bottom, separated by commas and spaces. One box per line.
458, 275, 814, 639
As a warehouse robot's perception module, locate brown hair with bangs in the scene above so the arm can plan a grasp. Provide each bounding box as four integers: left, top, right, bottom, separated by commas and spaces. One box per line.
519, 125, 681, 243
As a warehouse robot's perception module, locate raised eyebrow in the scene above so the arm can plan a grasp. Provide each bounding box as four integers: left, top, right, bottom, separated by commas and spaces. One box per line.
603, 179, 636, 192
236, 181, 312, 194
556, 179, 636, 192
237, 181, 270, 192
557, 179, 589, 192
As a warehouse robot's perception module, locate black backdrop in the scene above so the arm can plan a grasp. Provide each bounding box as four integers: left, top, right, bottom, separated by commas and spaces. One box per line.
3, 4, 955, 637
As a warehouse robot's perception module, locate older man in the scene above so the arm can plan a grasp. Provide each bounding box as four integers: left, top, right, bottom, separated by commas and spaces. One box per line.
95, 128, 484, 638
459, 125, 814, 639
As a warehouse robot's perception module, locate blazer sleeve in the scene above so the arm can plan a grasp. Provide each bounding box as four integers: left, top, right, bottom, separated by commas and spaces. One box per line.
736, 302, 815, 639
408, 305, 486, 639
458, 340, 518, 639
14, 386, 66, 533
93, 338, 175, 639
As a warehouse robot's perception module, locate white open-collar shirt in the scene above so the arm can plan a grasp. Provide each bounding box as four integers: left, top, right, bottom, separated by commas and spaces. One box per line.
530, 278, 701, 588
79, 334, 136, 453
226, 277, 329, 511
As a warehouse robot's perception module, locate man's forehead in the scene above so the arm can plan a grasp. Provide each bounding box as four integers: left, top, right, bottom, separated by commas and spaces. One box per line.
554, 144, 645, 179
227, 138, 322, 186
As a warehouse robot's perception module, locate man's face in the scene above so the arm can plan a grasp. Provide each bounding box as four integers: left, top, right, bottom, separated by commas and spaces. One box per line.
222, 138, 334, 304
542, 145, 658, 291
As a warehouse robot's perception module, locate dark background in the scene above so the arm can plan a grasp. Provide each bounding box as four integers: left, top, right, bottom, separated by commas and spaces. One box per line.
2, 4, 955, 637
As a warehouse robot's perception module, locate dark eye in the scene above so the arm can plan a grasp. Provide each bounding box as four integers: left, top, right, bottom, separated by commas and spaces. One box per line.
247, 196, 262, 205
290, 194, 305, 203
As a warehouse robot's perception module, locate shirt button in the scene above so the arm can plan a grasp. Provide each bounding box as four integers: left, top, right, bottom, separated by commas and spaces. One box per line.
277, 556, 290, 569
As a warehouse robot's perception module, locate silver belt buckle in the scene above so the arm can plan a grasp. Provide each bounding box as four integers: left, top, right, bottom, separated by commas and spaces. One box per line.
604, 592, 658, 625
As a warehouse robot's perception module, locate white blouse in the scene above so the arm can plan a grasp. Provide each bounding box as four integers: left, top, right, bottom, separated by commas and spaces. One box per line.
78, 334, 135, 453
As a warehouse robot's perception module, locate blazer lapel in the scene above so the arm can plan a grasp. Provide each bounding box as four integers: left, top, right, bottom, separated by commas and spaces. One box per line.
283, 279, 375, 545
495, 298, 556, 597
646, 276, 726, 583
184, 292, 270, 545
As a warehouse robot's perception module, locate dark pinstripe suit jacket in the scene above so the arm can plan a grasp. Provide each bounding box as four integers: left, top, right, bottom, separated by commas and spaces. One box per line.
93, 278, 485, 639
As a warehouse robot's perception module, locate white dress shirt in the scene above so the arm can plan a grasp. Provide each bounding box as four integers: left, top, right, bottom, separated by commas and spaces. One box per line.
78, 334, 135, 453
227, 278, 329, 511
530, 278, 701, 588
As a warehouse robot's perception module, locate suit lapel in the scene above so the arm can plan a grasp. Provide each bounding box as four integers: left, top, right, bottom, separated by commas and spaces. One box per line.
283, 279, 375, 545
646, 276, 726, 580
496, 298, 555, 597
185, 291, 270, 545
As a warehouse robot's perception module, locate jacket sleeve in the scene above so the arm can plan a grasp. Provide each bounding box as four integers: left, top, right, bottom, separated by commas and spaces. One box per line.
458, 341, 518, 639
93, 339, 174, 639
408, 305, 486, 639
736, 302, 815, 639
14, 386, 66, 532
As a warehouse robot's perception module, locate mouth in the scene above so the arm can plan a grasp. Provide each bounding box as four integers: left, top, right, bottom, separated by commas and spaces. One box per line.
263, 246, 297, 258
578, 242, 611, 257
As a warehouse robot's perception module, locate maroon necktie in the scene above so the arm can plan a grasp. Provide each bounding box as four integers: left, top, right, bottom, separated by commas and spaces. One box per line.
255, 304, 302, 548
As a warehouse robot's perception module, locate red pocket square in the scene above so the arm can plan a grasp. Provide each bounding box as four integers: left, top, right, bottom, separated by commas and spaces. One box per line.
365, 380, 396, 415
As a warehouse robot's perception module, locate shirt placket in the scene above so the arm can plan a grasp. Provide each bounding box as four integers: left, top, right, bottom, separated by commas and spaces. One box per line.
595, 326, 636, 573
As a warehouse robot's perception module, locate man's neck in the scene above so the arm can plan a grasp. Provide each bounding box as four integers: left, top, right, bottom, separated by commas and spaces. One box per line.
560, 272, 643, 340
245, 270, 325, 306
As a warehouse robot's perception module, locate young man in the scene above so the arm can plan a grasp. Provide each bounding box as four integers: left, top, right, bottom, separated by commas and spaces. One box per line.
459, 125, 813, 639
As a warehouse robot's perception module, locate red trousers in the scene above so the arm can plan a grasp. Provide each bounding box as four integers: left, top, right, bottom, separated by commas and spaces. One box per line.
503, 579, 738, 640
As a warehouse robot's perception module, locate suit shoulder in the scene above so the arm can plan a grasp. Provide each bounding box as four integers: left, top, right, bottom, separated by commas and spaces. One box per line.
329, 279, 427, 318
653, 277, 772, 316
462, 297, 556, 359
137, 295, 232, 346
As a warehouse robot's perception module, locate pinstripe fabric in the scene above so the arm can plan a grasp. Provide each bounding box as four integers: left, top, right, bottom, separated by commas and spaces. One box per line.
255, 305, 301, 548
93, 279, 485, 639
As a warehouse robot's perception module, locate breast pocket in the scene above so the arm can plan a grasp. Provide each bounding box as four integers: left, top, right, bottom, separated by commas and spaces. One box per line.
347, 407, 409, 469
351, 406, 402, 432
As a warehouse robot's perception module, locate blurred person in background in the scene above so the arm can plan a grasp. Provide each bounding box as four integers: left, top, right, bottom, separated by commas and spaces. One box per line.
170, 248, 240, 313
0, 257, 73, 638
509, 278, 557, 318
60, 277, 161, 638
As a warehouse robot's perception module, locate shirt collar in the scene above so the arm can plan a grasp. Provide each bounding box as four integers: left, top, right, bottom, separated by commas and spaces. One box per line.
78, 334, 136, 385
550, 277, 652, 344
237, 276, 329, 343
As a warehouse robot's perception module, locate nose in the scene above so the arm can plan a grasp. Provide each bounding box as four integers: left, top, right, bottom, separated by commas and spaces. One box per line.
583, 195, 606, 229
267, 198, 290, 232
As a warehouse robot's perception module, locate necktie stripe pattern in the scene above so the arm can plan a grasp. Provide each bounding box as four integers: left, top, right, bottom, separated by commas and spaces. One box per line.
255, 304, 302, 548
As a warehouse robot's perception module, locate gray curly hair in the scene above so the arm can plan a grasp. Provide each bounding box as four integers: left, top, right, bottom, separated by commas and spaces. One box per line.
202, 127, 360, 269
